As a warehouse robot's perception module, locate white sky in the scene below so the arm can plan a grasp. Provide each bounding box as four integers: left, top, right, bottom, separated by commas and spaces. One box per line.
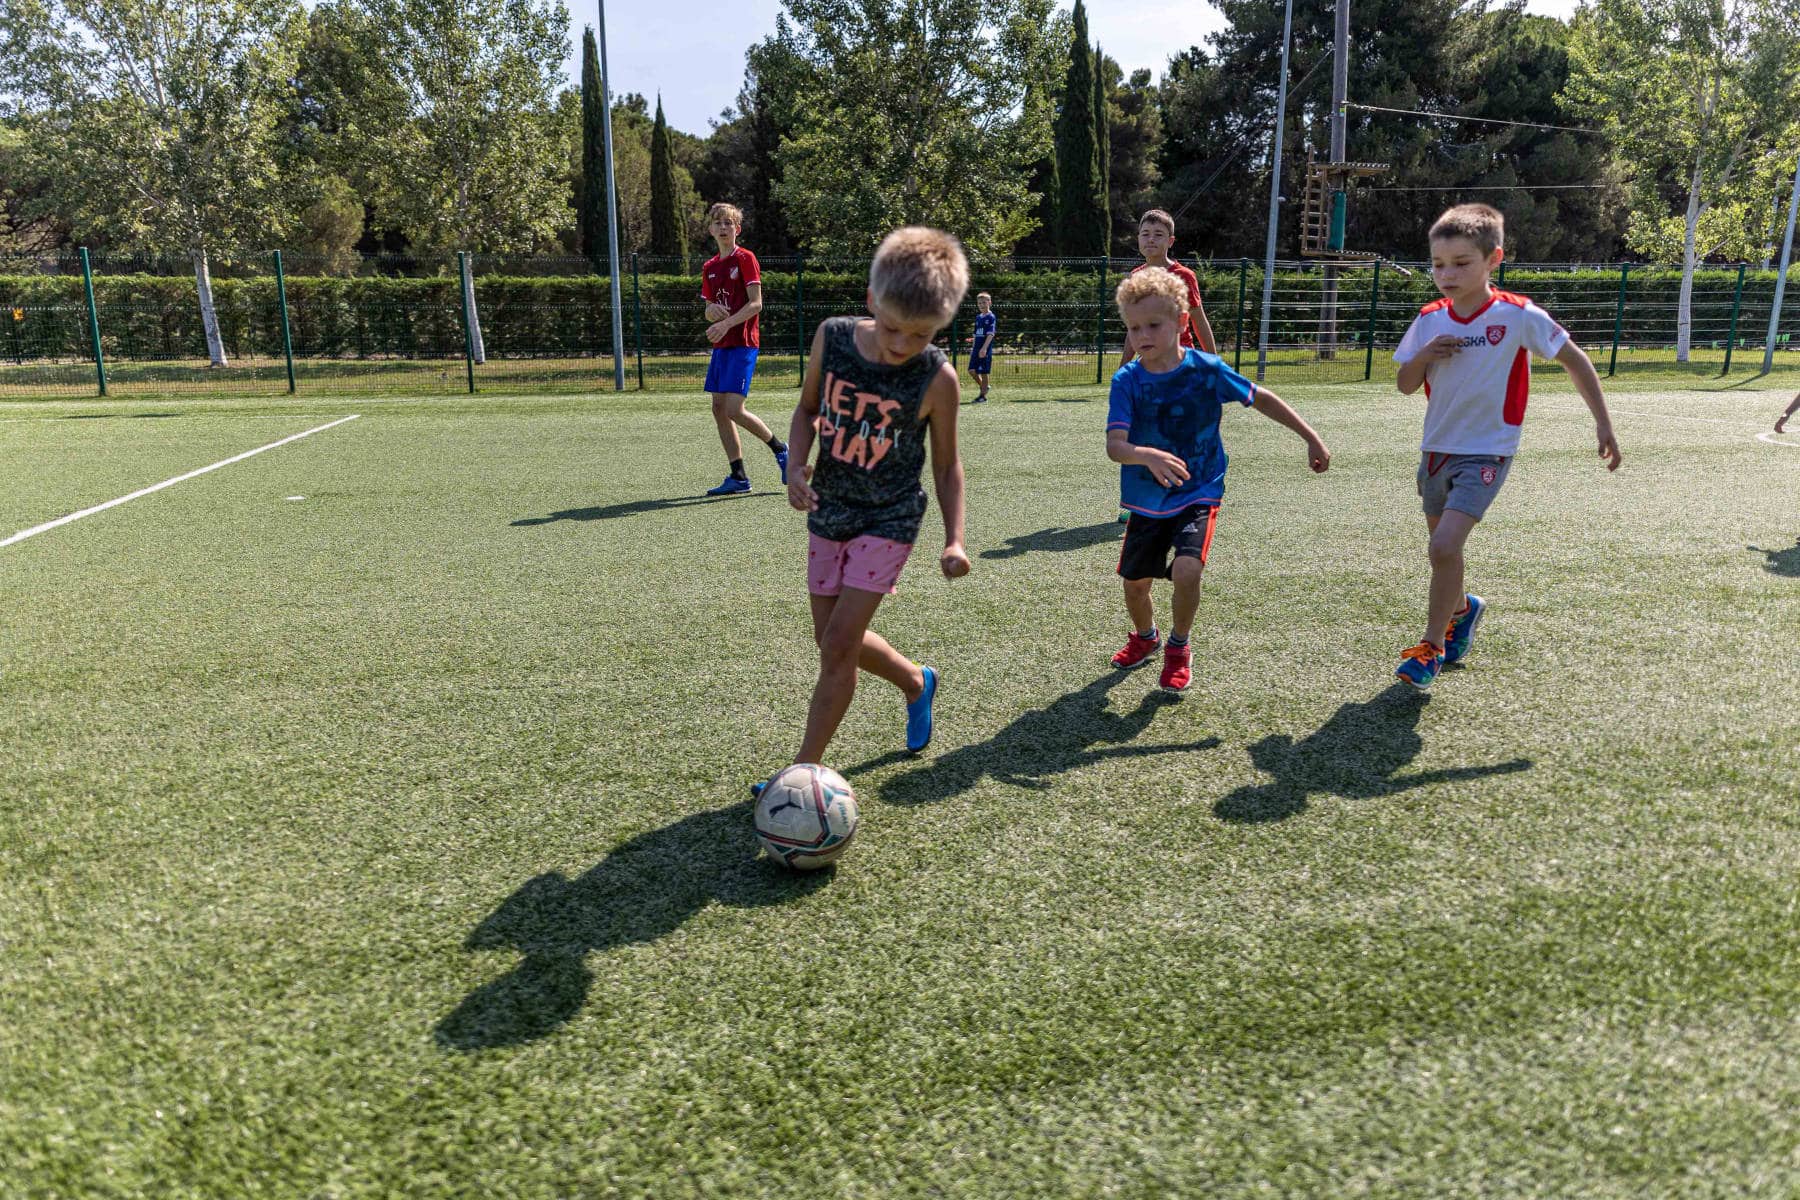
582, 0, 1586, 136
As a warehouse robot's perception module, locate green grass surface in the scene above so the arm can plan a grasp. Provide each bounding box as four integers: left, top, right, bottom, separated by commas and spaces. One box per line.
2, 376, 1798, 1198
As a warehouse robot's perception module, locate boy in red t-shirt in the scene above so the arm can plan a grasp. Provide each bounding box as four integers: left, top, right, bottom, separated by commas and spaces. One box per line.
699, 202, 788, 496
1120, 209, 1217, 364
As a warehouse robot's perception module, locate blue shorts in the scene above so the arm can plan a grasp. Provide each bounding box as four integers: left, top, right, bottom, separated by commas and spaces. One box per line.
968, 353, 993, 374
705, 347, 759, 396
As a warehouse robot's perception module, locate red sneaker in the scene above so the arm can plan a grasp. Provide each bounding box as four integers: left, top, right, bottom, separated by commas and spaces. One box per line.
1111, 630, 1161, 668
1159, 642, 1192, 694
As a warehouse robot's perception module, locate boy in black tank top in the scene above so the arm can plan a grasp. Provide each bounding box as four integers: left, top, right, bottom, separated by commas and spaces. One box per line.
759, 227, 971, 790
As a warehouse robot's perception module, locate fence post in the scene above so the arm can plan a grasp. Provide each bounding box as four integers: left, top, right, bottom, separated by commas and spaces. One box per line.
273, 250, 297, 394
1095, 257, 1107, 385
950, 309, 959, 371
1722, 261, 1747, 376
1363, 260, 1382, 381
795, 251, 806, 386
79, 246, 107, 397
632, 252, 645, 391
1234, 258, 1248, 372
456, 251, 476, 394
1607, 263, 1630, 378
1496, 259, 1507, 288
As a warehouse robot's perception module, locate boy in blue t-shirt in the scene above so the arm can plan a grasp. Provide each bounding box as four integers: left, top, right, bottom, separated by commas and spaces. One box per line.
1107, 269, 1331, 694
968, 291, 997, 402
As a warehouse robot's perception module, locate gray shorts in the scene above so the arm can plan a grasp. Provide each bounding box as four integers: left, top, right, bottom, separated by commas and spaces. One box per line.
1418, 452, 1511, 519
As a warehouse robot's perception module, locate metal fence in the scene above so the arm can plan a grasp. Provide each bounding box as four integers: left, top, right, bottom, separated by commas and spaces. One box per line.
2, 251, 1796, 401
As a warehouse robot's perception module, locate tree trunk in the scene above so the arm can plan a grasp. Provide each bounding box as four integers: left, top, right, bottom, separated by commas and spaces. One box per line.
1677, 151, 1706, 363
461, 252, 486, 364
192, 244, 228, 367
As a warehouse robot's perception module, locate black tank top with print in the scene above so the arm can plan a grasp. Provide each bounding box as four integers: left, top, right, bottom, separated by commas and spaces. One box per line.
807, 316, 946, 545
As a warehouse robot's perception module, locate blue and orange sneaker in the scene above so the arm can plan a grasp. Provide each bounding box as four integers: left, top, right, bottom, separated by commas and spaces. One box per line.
1395, 641, 1444, 691
774, 447, 789, 484
1442, 594, 1486, 666
905, 665, 937, 753
706, 475, 751, 496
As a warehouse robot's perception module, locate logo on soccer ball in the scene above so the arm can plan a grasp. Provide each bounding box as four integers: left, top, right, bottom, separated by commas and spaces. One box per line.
1480, 465, 1497, 485
1486, 324, 1507, 345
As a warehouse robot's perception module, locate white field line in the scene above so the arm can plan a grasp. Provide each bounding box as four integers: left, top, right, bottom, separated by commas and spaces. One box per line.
1, 414, 360, 549
0, 412, 348, 425
1755, 431, 1800, 449
1608, 408, 1766, 428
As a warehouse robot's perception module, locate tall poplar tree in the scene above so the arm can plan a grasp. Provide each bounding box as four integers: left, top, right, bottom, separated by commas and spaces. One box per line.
649, 96, 684, 267
580, 27, 609, 270
1094, 43, 1111, 257
1055, 0, 1104, 255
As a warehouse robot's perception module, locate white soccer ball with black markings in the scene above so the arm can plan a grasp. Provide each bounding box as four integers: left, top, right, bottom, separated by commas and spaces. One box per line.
754, 764, 858, 870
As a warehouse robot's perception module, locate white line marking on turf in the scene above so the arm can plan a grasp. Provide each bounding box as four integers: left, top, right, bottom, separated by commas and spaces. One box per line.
1, 414, 359, 549
1755, 432, 1800, 448
1609, 408, 1765, 428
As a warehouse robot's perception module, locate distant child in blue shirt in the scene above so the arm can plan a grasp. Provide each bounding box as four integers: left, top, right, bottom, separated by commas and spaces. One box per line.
1107, 268, 1331, 695
968, 292, 997, 402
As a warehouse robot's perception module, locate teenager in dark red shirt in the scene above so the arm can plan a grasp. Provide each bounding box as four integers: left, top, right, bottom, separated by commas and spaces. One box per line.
700, 202, 788, 495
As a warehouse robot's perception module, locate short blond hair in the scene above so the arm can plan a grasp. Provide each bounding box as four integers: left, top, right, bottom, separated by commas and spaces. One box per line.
868, 227, 969, 323
1115, 267, 1188, 317
1430, 204, 1504, 255
1138, 209, 1176, 236
976, 291, 992, 302
706, 202, 744, 226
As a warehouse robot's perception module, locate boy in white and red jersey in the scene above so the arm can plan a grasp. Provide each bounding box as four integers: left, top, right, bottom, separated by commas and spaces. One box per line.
1391, 203, 1621, 690
699, 202, 788, 496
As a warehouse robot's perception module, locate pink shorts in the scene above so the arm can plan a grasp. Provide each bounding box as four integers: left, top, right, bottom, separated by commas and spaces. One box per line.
808, 533, 915, 596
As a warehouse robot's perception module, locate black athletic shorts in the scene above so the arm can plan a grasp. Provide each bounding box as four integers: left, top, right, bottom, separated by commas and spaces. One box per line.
1117, 504, 1219, 581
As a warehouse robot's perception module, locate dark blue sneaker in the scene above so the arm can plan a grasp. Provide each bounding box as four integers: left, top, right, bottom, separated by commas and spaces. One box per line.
774, 447, 789, 484
905, 665, 937, 753
1395, 642, 1444, 691
750, 778, 768, 799
706, 475, 751, 496
1442, 594, 1486, 666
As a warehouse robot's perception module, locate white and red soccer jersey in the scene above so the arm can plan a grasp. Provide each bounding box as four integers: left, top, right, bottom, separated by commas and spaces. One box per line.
700, 246, 761, 349
1393, 290, 1569, 456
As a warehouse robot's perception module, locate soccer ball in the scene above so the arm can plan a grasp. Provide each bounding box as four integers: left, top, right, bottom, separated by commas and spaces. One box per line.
754, 764, 858, 870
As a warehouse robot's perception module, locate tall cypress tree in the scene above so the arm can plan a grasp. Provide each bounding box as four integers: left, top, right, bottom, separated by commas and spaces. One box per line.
1054, 0, 1103, 256
579, 27, 608, 271
1017, 80, 1061, 256
1094, 44, 1111, 257
649, 95, 684, 268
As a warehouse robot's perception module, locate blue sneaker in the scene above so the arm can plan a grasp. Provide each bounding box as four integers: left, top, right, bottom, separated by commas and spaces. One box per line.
905, 665, 937, 753
706, 475, 751, 496
774, 447, 789, 484
1442, 594, 1486, 666
1395, 642, 1444, 691
750, 778, 768, 799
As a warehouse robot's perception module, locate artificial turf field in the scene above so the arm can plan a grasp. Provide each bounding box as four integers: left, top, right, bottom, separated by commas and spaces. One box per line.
2, 373, 1797, 1198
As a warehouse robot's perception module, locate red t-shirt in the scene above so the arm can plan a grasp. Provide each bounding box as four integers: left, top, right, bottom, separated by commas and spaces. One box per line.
1132, 260, 1204, 348
700, 246, 761, 350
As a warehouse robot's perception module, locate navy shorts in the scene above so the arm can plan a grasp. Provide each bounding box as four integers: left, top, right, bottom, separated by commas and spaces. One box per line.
704, 347, 759, 396
968, 353, 992, 374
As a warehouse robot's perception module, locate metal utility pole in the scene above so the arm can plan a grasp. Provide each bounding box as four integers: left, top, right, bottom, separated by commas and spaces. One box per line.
599, 0, 626, 391
1256, 0, 1297, 382
1763, 150, 1799, 373
1320, 0, 1350, 358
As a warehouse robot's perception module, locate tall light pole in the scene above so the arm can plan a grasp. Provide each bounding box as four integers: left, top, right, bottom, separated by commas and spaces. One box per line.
1320, 0, 1349, 359
1764, 151, 1800, 374
599, 0, 626, 390
1256, 0, 1297, 382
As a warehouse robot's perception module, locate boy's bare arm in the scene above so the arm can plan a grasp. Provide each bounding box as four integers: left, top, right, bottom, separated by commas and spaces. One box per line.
1250, 388, 1331, 472
1397, 335, 1460, 394
707, 282, 765, 343
1553, 341, 1621, 471
1190, 300, 1218, 355
1106, 428, 1192, 487
923, 363, 969, 577
786, 325, 828, 511
1776, 392, 1800, 432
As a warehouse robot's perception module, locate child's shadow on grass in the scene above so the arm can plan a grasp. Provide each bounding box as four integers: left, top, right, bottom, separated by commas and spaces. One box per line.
436, 799, 829, 1051
1213, 683, 1532, 824
851, 670, 1220, 805
1749, 540, 1800, 577
981, 522, 1121, 560
512, 493, 774, 525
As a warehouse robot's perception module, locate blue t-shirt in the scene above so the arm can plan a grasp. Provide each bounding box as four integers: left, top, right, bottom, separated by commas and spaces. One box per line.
972, 312, 997, 354
1107, 349, 1257, 516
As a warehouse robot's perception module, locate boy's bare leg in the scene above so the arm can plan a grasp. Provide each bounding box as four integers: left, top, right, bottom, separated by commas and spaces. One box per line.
711, 393, 745, 460
1169, 557, 1203, 638
1123, 576, 1157, 634
1423, 510, 1478, 647
799, 590, 923, 763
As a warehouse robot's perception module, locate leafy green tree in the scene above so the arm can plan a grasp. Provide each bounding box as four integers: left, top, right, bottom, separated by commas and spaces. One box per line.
695, 23, 808, 258
361, 0, 572, 254
2, 0, 306, 364
1564, 0, 1800, 358
1094, 42, 1112, 254
1102, 62, 1162, 255
649, 96, 684, 267
579, 27, 611, 269
1055, 0, 1104, 255
772, 0, 1051, 259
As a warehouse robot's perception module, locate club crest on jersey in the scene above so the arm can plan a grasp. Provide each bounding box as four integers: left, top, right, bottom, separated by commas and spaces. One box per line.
1480, 464, 1497, 485
1486, 324, 1507, 345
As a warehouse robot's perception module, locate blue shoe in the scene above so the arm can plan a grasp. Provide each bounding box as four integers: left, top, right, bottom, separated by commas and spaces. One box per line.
750, 778, 768, 799
1395, 642, 1444, 691
774, 447, 789, 485
1442, 594, 1486, 666
706, 475, 751, 496
905, 666, 937, 753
